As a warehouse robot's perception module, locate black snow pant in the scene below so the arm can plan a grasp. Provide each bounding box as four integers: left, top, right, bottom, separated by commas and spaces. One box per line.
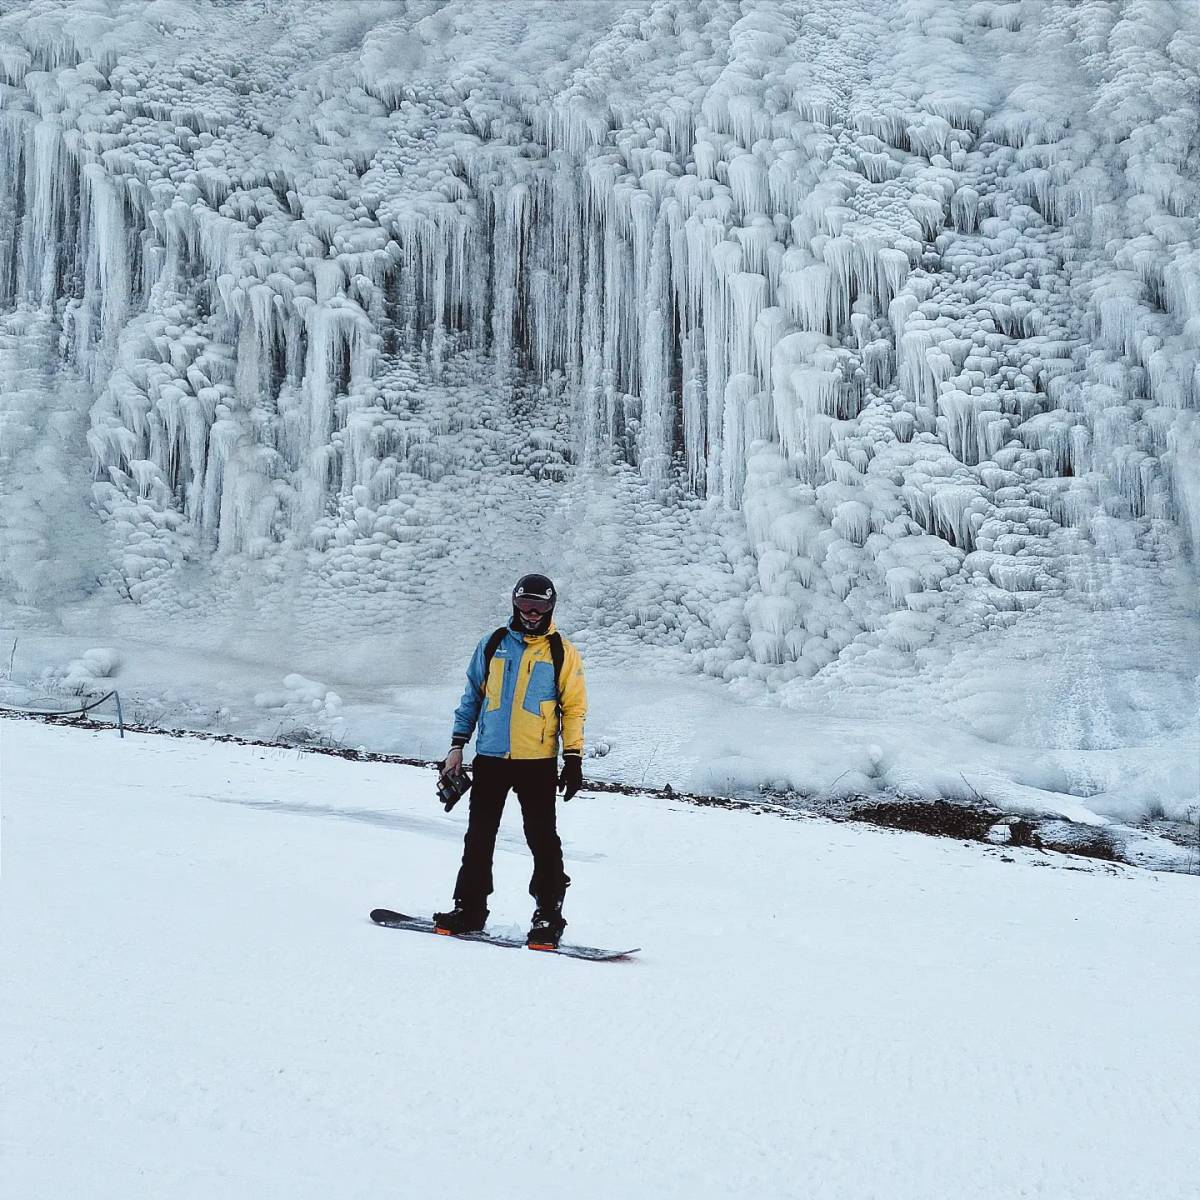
454, 755, 569, 911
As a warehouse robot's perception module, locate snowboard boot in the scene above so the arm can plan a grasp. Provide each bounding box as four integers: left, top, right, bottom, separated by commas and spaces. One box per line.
433, 902, 488, 935
527, 901, 567, 950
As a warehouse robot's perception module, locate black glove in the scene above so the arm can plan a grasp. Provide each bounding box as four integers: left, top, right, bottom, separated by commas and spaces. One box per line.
558, 753, 583, 802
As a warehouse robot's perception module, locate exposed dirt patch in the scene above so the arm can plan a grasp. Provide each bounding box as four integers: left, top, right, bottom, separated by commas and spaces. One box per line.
850, 798, 1002, 842
1025, 819, 1120, 862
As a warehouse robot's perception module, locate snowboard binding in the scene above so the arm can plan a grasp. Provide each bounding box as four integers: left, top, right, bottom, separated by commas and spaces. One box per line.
527, 902, 567, 951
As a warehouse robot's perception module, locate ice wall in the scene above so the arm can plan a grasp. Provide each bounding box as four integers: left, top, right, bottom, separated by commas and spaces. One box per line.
0, 0, 1197, 694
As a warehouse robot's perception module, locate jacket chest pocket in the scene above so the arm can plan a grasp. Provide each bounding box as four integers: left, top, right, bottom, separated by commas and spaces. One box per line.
521, 660, 557, 715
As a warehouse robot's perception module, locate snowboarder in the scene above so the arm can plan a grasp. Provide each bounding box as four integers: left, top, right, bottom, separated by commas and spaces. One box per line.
434, 574, 587, 948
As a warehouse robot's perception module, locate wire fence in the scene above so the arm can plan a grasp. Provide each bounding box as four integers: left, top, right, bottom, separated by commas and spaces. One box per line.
0, 690, 125, 736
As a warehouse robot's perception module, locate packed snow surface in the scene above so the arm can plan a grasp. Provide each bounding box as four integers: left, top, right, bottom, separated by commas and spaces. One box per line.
3, 720, 1199, 1199
0, 0, 1197, 827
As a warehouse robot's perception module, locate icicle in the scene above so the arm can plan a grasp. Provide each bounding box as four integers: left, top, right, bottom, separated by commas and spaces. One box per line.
702, 241, 744, 498
780, 264, 833, 335
728, 273, 767, 379
200, 416, 241, 539
864, 338, 893, 387
722, 372, 765, 508
930, 482, 984, 551
19, 118, 65, 306
0, 112, 27, 309
703, 291, 728, 499
732, 218, 774, 277
821, 237, 855, 335
951, 187, 980, 233
877, 248, 910, 308
313, 259, 345, 304
234, 283, 277, 407
727, 153, 768, 216
693, 135, 720, 181
638, 202, 673, 496
753, 305, 789, 411
602, 202, 630, 432
1166, 415, 1200, 554
553, 157, 584, 386
681, 330, 707, 493
900, 330, 938, 412
79, 163, 130, 370
304, 298, 377, 463
578, 220, 605, 468
490, 182, 530, 381
889, 294, 920, 354
938, 390, 989, 466
771, 331, 838, 472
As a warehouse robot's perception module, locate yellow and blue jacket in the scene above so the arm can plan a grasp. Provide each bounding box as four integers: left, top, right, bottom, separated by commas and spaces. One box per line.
452, 622, 587, 760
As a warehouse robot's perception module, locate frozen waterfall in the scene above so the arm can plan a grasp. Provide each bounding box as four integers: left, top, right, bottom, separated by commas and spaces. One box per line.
0, 0, 1197, 713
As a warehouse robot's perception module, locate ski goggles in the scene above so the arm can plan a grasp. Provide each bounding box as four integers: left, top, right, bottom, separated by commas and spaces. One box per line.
514, 596, 554, 616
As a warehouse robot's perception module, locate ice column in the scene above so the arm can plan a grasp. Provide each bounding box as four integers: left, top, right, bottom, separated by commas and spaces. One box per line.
78, 163, 131, 374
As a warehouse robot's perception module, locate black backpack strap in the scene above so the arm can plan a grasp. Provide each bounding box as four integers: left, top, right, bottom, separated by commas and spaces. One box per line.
481, 626, 507, 693
549, 632, 565, 720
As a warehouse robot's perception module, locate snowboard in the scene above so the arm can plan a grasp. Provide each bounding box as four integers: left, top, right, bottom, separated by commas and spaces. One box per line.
369, 909, 639, 962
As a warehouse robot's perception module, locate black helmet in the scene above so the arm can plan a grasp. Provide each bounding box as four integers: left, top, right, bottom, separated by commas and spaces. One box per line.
512, 573, 556, 635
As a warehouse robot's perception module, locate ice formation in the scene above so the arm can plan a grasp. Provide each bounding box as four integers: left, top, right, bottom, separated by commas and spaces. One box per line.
0, 0, 1197, 816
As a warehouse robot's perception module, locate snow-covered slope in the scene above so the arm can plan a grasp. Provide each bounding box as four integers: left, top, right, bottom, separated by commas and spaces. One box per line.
3, 719, 1199, 1199
0, 1, 1197, 824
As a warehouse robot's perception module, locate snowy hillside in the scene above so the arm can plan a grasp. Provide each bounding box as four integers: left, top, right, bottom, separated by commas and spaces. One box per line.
4, 719, 1199, 1199
0, 1, 1197, 827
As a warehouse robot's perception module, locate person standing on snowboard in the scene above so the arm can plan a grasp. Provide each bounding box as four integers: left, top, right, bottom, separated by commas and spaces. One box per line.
434, 573, 587, 948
